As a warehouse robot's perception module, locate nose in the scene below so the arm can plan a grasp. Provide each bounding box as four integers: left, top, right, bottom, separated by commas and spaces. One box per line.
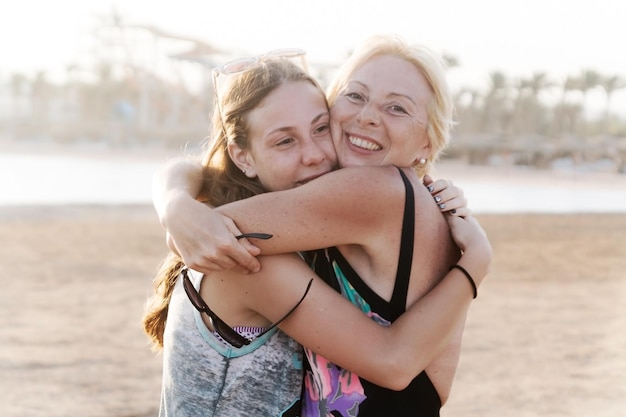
356, 101, 380, 126
301, 137, 327, 166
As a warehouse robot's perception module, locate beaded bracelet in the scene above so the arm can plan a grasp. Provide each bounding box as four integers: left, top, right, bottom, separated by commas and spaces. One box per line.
450, 264, 478, 299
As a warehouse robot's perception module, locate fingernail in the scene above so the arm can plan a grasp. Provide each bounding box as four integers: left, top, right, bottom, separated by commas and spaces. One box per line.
427, 185, 434, 193
434, 195, 442, 203
439, 203, 446, 209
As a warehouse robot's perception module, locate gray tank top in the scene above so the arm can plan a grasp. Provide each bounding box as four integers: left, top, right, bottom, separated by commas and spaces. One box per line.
159, 269, 303, 416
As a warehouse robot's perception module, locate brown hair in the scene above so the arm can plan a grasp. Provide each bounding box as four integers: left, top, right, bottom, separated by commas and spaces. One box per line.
142, 59, 324, 350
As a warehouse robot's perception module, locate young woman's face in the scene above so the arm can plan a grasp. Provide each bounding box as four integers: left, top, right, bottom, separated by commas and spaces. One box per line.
330, 54, 433, 168
241, 81, 337, 191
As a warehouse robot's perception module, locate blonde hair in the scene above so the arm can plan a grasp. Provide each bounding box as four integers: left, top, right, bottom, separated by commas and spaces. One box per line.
326, 34, 455, 177
143, 59, 324, 350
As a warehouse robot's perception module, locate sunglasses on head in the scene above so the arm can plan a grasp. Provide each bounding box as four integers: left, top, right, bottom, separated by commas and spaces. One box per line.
213, 48, 307, 77
182, 267, 312, 348
211, 48, 308, 126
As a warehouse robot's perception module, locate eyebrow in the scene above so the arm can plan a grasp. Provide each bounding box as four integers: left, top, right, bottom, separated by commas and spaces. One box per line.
267, 111, 330, 136
311, 111, 330, 124
349, 81, 418, 106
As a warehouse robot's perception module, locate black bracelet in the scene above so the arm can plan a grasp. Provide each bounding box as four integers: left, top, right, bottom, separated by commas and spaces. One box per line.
450, 264, 478, 299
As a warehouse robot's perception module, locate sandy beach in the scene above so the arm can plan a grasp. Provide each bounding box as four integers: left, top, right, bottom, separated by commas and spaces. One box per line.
1, 203, 625, 416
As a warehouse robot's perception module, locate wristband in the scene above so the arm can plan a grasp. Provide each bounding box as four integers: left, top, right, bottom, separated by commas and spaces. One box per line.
450, 264, 478, 299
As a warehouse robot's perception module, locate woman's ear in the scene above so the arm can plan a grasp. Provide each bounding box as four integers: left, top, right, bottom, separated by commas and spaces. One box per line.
412, 141, 432, 166
227, 143, 257, 178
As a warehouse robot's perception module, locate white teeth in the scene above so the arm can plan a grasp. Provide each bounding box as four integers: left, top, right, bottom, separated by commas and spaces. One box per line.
349, 136, 381, 151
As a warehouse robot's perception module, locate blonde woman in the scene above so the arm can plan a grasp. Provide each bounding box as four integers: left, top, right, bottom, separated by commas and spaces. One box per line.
151, 36, 491, 417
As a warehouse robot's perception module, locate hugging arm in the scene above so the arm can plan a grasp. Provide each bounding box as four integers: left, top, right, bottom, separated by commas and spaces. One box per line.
244, 214, 491, 390
214, 165, 438, 254
153, 158, 468, 272
152, 156, 262, 273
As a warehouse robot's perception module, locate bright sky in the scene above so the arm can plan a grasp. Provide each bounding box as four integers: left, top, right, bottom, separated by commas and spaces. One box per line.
2, 0, 625, 112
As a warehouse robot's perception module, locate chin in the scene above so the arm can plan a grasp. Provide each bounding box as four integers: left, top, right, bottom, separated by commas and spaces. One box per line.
339, 154, 375, 168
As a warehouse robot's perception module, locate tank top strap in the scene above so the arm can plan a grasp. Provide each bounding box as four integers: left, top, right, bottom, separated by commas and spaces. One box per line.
389, 166, 415, 319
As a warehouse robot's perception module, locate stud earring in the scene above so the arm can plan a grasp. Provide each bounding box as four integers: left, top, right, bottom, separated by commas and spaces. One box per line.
418, 158, 427, 165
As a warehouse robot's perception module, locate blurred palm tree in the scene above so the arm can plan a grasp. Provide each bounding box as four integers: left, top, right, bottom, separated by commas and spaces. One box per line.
525, 72, 555, 100
454, 87, 484, 134
551, 76, 583, 138
30, 71, 51, 130
599, 75, 626, 134
482, 71, 510, 134
576, 69, 602, 134
511, 72, 554, 135
442, 53, 460, 70
9, 73, 27, 137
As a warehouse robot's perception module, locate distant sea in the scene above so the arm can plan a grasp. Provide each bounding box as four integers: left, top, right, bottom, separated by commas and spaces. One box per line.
0, 152, 157, 206
1, 152, 626, 213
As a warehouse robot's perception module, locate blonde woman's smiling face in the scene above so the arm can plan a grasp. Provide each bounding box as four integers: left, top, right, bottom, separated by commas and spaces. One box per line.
330, 54, 433, 168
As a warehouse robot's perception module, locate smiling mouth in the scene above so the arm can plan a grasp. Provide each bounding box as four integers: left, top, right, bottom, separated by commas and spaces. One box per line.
348, 135, 381, 151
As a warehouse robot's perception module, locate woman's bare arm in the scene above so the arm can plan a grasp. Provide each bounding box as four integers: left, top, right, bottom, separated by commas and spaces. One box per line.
155, 159, 469, 272
225, 213, 491, 390
239, 215, 490, 390
152, 156, 262, 273
152, 156, 204, 224
215, 165, 410, 254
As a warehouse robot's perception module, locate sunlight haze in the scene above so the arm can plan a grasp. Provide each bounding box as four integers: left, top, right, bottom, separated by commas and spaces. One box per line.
1, 0, 625, 113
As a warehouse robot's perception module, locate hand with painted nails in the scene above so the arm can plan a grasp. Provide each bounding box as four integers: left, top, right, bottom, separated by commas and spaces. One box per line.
423, 175, 470, 217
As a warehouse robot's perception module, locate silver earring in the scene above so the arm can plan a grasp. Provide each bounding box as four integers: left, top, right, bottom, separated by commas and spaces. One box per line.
242, 169, 246, 175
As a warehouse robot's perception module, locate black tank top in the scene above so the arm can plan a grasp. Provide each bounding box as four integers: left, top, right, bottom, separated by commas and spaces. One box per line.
311, 167, 441, 417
